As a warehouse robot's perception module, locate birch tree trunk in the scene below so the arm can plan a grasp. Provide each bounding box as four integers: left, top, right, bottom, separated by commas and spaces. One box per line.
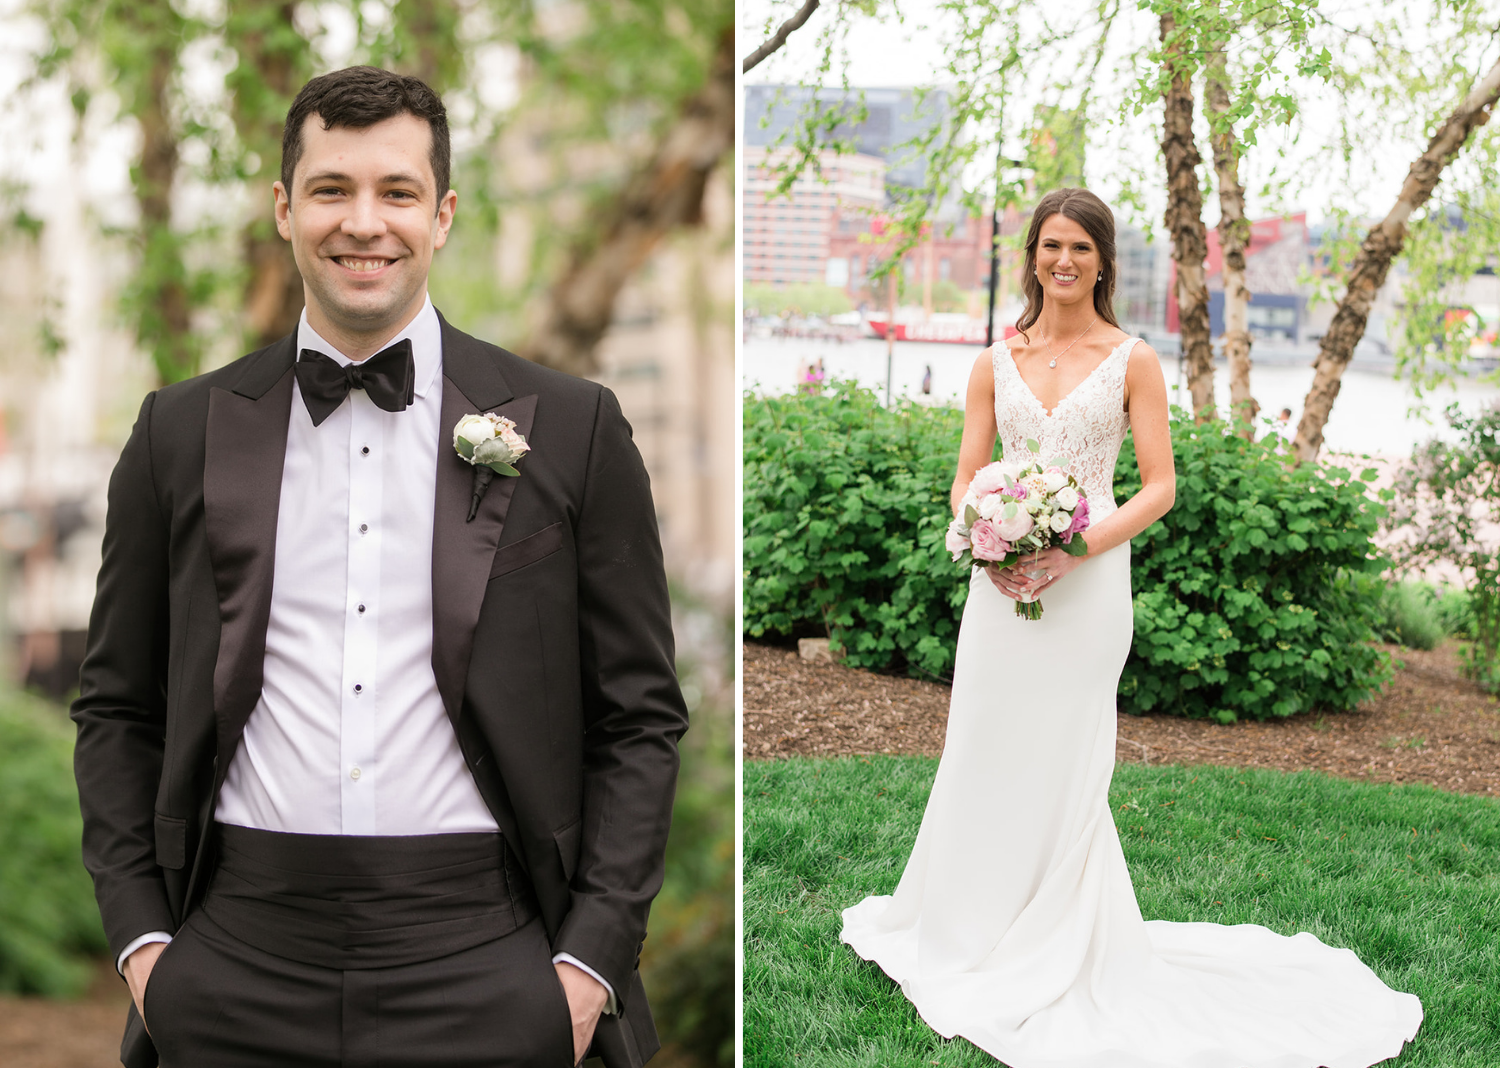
1295, 49, 1500, 462
524, 29, 734, 376
1206, 42, 1255, 435
1160, 14, 1214, 422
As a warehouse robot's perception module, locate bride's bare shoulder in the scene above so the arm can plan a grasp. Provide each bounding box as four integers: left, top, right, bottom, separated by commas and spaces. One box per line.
1124, 336, 1160, 363
969, 347, 998, 390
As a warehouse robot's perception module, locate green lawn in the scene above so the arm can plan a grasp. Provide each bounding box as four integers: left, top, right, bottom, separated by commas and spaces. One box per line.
744, 757, 1500, 1067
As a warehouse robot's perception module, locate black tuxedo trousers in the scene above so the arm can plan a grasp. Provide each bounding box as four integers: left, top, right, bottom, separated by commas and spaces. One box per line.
148, 826, 574, 1067
71, 316, 689, 1068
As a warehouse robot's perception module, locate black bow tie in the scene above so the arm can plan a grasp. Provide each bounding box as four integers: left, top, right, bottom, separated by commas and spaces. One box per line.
295, 339, 416, 427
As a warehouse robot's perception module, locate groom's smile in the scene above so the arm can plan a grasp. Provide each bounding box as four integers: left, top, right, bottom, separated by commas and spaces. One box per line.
273, 111, 456, 360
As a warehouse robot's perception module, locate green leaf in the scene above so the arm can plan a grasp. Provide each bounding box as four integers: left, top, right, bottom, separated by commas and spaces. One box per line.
485, 460, 520, 477
964, 504, 979, 527
1026, 438, 1040, 454
1062, 535, 1089, 557
455, 438, 476, 461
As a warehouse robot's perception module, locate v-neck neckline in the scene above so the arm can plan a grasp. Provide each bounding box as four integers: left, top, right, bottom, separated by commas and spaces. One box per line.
1001, 335, 1135, 418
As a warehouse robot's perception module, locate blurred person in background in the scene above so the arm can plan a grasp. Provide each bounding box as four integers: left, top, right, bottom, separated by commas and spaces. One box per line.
72, 65, 687, 1068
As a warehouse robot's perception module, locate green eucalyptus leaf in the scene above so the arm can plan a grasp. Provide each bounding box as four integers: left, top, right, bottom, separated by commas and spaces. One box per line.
1026, 438, 1040, 453
485, 460, 520, 477
964, 504, 979, 527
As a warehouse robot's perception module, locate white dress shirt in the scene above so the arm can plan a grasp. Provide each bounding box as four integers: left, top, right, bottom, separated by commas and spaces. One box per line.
123, 298, 613, 1008
215, 299, 495, 835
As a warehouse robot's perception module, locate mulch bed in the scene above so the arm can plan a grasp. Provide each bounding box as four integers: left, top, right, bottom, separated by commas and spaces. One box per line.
0, 962, 130, 1068
744, 639, 1500, 797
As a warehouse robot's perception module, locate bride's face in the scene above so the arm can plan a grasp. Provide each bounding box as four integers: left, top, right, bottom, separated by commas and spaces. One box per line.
1034, 214, 1100, 308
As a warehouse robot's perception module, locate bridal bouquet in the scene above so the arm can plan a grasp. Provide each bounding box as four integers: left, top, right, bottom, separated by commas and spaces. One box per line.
945, 440, 1091, 620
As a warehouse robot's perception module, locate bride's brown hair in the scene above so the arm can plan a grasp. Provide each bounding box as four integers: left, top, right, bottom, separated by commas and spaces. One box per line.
1015, 187, 1121, 341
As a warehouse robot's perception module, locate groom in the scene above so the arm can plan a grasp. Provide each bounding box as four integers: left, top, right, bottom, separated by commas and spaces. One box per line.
71, 66, 687, 1068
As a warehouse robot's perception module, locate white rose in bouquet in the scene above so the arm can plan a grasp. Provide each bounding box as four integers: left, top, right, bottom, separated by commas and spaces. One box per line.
1042, 471, 1069, 493
1055, 486, 1080, 510
978, 493, 1004, 520
1049, 511, 1072, 533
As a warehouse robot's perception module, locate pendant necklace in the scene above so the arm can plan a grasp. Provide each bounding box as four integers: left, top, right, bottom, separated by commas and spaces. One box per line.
1044, 316, 1098, 368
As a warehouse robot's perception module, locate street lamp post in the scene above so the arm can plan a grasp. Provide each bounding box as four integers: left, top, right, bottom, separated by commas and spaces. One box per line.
985, 115, 1004, 350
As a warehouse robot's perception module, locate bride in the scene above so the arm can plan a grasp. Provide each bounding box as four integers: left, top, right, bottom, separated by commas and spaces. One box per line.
839, 187, 1423, 1067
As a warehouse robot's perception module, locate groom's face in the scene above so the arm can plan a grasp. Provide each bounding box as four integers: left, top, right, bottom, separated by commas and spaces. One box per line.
274, 112, 457, 346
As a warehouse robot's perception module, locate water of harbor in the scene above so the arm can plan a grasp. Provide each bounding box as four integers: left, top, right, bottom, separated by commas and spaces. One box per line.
742, 336, 1500, 460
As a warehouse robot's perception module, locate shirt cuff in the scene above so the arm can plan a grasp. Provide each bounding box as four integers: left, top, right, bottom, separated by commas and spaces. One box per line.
117, 932, 174, 976
552, 952, 618, 1015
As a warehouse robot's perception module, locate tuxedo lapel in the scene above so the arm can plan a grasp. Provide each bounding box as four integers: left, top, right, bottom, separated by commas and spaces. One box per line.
430, 316, 534, 729
204, 338, 296, 769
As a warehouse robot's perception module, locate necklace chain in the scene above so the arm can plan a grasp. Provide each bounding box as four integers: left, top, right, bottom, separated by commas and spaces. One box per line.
1044, 316, 1099, 369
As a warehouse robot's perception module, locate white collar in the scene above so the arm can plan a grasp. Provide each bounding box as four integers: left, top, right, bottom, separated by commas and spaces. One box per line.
295, 297, 443, 399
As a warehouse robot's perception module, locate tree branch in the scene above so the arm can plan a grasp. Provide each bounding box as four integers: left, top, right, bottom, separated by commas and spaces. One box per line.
524, 28, 735, 376
1295, 42, 1500, 463
743, 0, 820, 74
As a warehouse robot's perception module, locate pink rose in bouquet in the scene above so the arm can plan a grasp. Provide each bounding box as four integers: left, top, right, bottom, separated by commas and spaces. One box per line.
1069, 496, 1090, 533
969, 463, 1010, 497
944, 440, 1093, 621
996, 508, 1034, 542
969, 519, 1010, 562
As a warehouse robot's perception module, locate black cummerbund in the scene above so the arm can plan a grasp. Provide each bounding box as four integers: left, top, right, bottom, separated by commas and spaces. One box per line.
202, 823, 536, 971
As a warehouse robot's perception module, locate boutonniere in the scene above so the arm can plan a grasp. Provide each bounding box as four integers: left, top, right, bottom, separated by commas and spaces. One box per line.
454, 413, 531, 522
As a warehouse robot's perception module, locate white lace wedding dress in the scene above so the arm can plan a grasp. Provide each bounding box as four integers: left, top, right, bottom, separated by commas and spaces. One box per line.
840, 336, 1423, 1068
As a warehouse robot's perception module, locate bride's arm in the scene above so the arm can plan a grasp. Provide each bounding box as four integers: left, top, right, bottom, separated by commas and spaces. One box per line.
1078, 341, 1176, 558
950, 350, 999, 516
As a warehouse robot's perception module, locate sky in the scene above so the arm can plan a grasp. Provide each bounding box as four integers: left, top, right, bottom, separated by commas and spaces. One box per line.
738, 0, 1500, 235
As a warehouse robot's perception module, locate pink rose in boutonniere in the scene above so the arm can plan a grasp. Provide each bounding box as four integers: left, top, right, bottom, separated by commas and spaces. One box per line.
454, 412, 531, 522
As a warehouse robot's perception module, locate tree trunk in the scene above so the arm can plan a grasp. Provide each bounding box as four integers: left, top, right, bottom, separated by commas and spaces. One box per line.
1296, 50, 1500, 463
226, 1, 308, 349
1206, 42, 1255, 436
131, 17, 195, 384
524, 28, 734, 376
392, 0, 463, 90
1160, 15, 1214, 422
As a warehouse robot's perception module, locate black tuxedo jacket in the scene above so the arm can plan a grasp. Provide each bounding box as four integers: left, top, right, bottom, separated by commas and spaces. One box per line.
71, 314, 689, 1068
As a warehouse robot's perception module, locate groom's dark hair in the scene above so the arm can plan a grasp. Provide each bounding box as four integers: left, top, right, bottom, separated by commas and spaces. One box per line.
281, 66, 451, 210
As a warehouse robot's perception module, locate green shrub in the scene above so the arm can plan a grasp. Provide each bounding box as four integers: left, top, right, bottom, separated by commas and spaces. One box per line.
742, 381, 979, 678
641, 592, 734, 1067
0, 690, 107, 996
1371, 580, 1449, 649
1114, 414, 1391, 722
1384, 404, 1500, 689
1430, 584, 1475, 638
744, 389, 1394, 719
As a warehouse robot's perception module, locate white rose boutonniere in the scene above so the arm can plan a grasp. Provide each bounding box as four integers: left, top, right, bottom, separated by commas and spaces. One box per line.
454, 412, 531, 521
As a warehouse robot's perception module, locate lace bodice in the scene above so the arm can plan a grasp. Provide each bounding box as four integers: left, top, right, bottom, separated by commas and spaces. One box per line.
992, 335, 1137, 520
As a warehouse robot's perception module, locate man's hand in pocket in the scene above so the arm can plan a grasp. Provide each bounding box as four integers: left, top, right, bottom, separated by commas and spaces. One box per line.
123, 942, 168, 1036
